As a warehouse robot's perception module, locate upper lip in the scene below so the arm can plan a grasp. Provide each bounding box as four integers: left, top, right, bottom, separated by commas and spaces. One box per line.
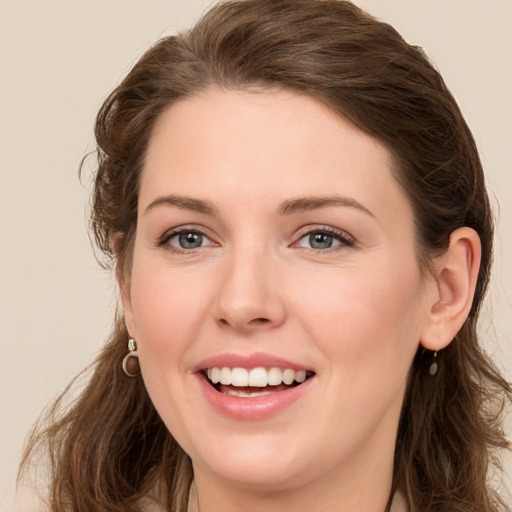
193, 352, 313, 373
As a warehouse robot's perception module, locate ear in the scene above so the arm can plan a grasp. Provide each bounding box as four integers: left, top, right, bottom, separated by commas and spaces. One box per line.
420, 227, 481, 351
113, 233, 136, 338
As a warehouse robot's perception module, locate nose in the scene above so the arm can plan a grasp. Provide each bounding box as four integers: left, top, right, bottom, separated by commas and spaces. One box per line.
214, 246, 286, 333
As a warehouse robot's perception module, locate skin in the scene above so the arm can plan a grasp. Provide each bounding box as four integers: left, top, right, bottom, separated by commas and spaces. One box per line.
120, 88, 480, 512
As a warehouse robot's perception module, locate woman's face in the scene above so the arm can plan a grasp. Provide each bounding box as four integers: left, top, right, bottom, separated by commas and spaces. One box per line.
122, 88, 438, 491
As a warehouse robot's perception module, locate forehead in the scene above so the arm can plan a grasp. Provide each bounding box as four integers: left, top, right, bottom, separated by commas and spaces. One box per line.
140, 87, 411, 224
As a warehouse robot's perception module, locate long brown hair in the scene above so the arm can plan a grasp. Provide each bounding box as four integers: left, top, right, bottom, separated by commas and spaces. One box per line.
20, 1, 511, 511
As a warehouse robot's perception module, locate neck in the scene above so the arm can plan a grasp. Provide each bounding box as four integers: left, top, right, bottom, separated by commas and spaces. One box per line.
187, 479, 406, 512
187, 448, 402, 512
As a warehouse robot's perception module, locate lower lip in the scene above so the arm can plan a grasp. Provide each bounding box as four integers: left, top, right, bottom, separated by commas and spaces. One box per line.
195, 373, 314, 420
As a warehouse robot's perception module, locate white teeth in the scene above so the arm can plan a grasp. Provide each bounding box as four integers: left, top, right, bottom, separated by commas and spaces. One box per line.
205, 366, 310, 387
225, 389, 272, 397
267, 367, 282, 385
231, 367, 249, 386
219, 367, 232, 385
210, 367, 220, 384
295, 370, 307, 383
282, 368, 295, 385
248, 367, 268, 387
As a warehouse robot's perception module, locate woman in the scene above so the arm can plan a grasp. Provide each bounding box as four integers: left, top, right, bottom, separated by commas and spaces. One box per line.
20, 1, 511, 511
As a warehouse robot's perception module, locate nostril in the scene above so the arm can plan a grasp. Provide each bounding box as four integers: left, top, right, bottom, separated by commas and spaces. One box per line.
217, 316, 273, 332
249, 318, 271, 325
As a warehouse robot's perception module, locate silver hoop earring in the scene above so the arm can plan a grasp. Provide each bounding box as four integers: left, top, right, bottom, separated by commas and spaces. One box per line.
122, 338, 140, 377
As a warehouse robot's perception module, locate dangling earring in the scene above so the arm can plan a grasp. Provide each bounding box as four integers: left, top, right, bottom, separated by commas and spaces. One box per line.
122, 338, 140, 377
429, 350, 439, 376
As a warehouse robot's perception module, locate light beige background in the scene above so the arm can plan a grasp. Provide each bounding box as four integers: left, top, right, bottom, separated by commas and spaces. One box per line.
1, 1, 511, 510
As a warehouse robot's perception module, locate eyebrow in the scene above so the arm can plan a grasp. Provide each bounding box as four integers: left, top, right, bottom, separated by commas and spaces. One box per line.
143, 194, 374, 218
277, 196, 375, 218
144, 195, 218, 216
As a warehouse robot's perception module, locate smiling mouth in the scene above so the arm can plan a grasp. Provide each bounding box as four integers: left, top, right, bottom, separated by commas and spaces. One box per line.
203, 366, 315, 397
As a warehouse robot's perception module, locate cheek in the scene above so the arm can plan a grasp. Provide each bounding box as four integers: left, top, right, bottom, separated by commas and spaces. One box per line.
292, 256, 425, 381
128, 257, 213, 371
127, 257, 216, 443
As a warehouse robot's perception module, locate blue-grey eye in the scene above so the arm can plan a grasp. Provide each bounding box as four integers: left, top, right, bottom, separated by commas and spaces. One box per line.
181, 232, 203, 248
298, 231, 343, 250
168, 231, 206, 249
310, 232, 333, 249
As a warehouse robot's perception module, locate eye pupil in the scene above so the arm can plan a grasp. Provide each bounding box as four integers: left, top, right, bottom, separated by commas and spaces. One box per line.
310, 232, 333, 249
179, 232, 203, 249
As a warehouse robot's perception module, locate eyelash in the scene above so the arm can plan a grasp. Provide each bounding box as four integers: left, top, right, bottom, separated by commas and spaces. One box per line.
157, 226, 216, 254
293, 226, 355, 251
157, 225, 356, 253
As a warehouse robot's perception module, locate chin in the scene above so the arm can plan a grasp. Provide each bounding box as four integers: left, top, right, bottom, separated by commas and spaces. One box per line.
184, 426, 344, 493
196, 450, 313, 491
